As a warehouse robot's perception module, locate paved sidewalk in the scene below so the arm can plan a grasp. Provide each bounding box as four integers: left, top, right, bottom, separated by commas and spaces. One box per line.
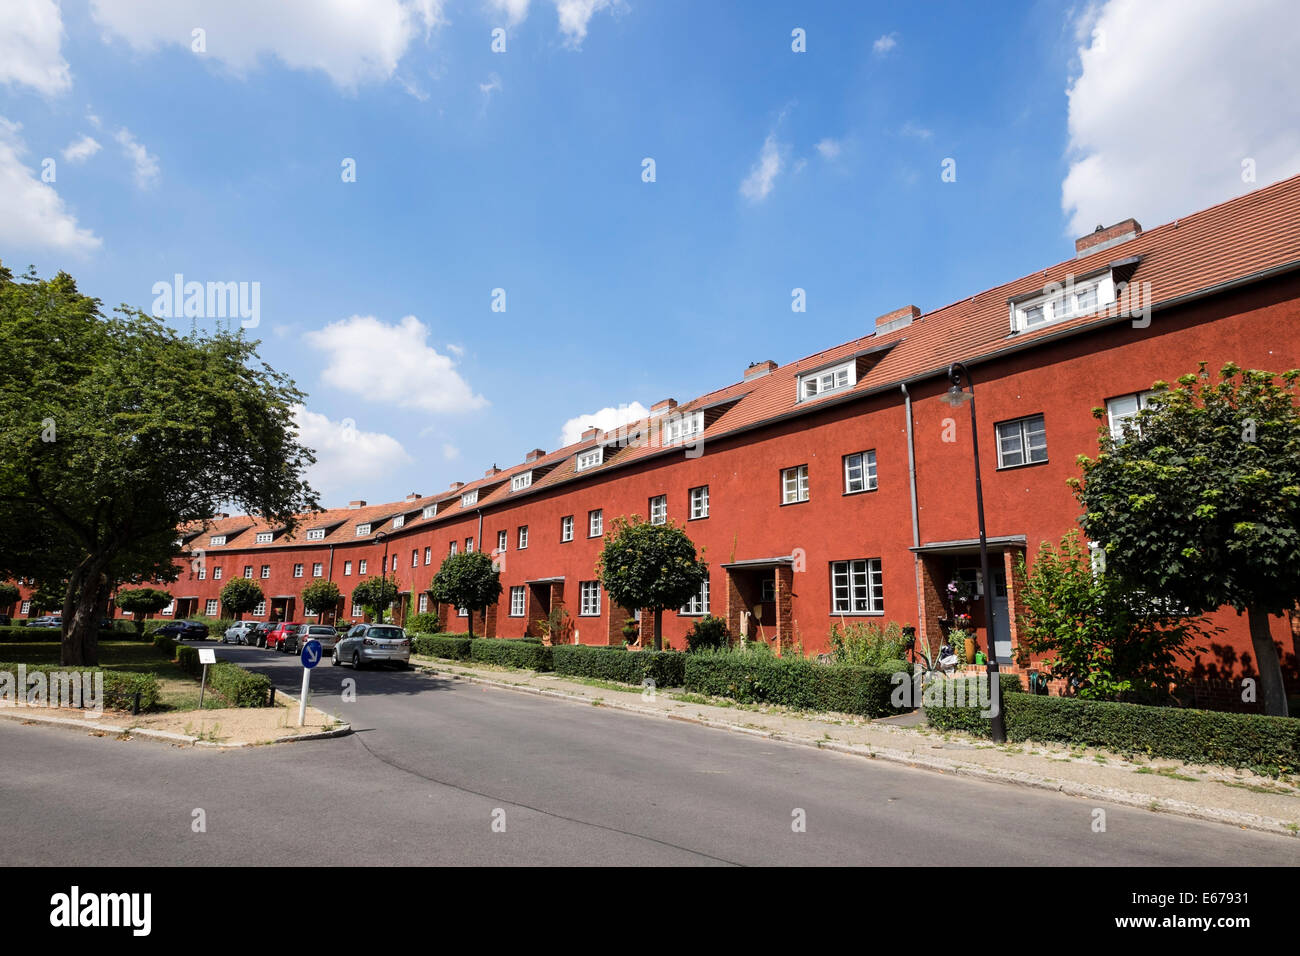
410, 654, 1300, 840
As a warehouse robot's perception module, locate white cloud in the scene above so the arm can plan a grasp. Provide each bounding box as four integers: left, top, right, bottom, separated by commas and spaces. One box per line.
559, 401, 649, 446
479, 73, 502, 97
114, 127, 159, 188
814, 138, 841, 160
554, 0, 613, 47
0, 0, 71, 94
0, 117, 101, 253
1062, 0, 1300, 237
305, 314, 489, 414
872, 33, 898, 55
442, 442, 460, 460
89, 0, 445, 90
740, 133, 785, 203
446, 343, 465, 357
488, 0, 531, 26
900, 121, 932, 140
62, 135, 101, 164
292, 405, 412, 505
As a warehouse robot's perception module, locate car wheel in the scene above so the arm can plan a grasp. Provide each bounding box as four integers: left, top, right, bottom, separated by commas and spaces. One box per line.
332, 649, 341, 666
352, 652, 363, 670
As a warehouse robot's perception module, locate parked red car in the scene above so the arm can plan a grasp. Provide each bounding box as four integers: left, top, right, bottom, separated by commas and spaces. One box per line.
265, 621, 303, 652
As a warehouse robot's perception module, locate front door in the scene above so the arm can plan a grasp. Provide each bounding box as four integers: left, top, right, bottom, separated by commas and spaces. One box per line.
991, 570, 1012, 664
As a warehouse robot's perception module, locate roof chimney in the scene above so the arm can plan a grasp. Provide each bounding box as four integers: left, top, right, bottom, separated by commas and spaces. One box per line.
404, 492, 421, 501
347, 500, 366, 510
1076, 218, 1141, 258
874, 305, 920, 336
485, 465, 501, 477
214, 512, 229, 520
449, 481, 464, 491
581, 426, 601, 441
744, 360, 777, 380
650, 398, 678, 417
525, 447, 545, 462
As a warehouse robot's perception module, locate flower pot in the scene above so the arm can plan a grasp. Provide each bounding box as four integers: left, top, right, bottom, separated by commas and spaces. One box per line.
964, 637, 975, 662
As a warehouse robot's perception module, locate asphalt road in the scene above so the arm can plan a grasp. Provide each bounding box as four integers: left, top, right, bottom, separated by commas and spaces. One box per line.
1, 640, 1296, 866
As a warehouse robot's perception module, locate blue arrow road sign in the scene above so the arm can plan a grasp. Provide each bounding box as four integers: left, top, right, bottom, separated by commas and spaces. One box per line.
301, 639, 322, 669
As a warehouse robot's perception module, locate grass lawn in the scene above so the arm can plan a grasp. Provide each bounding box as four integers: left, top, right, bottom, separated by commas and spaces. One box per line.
0, 640, 232, 712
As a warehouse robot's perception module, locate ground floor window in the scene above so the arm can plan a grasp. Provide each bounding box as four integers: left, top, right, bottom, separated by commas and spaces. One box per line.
579, 581, 601, 616
252, 600, 266, 617
20, 601, 29, 615
510, 586, 526, 617
830, 558, 883, 613
680, 577, 709, 615
418, 593, 429, 613
205, 599, 219, 616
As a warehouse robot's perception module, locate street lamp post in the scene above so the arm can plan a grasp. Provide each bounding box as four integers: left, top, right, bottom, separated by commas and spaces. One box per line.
375, 531, 390, 623
939, 361, 1008, 743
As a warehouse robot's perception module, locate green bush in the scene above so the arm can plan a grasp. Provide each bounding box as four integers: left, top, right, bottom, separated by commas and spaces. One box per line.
926, 691, 1300, 774
405, 612, 445, 635
684, 648, 910, 718
685, 615, 730, 652
0, 662, 160, 711
412, 633, 471, 660
152, 633, 176, 658
469, 637, 552, 671
552, 644, 686, 687
0, 626, 119, 643
827, 619, 911, 667
173, 643, 270, 707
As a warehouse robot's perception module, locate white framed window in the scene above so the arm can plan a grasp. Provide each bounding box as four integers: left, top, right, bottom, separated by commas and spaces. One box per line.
588, 509, 603, 537
680, 578, 710, 615
830, 559, 884, 614
424, 547, 432, 565
205, 599, 219, 616
161, 600, 174, 616
252, 600, 265, 616
465, 538, 474, 553
512, 471, 533, 491
576, 447, 603, 471
355, 523, 370, 537
352, 602, 363, 618
255, 531, 273, 544
20, 601, 31, 615
418, 593, 429, 613
689, 485, 709, 519
510, 586, 526, 617
209, 535, 226, 547
1010, 273, 1115, 333
312, 563, 323, 577
561, 515, 574, 542
243, 566, 253, 579
498, 530, 508, 552
996, 415, 1048, 468
517, 526, 529, 549
393, 515, 405, 529
306, 528, 325, 541
359, 559, 368, 574
344, 561, 352, 576
662, 411, 704, 445
293, 564, 304, 578
461, 490, 479, 507
649, 495, 667, 525
798, 360, 854, 401
782, 465, 809, 504
260, 565, 270, 579
458, 606, 468, 618
579, 581, 601, 616
213, 567, 223, 580
197, 567, 206, 580
411, 550, 418, 568
1106, 391, 1156, 442
392, 554, 399, 571
449, 542, 458, 557
422, 504, 437, 519
844, 450, 878, 494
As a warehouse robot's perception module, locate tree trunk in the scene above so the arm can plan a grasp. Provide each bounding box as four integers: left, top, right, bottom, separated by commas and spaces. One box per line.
653, 608, 662, 651
1248, 605, 1289, 717
61, 558, 107, 666
467, 610, 475, 639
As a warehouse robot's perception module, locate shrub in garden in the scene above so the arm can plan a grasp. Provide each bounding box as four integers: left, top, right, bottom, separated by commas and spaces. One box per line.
685, 615, 730, 652
469, 637, 552, 671
552, 644, 686, 687
412, 633, 471, 660
827, 619, 911, 668
405, 612, 445, 636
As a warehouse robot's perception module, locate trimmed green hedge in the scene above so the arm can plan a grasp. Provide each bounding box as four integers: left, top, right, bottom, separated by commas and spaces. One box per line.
0, 626, 120, 643
0, 662, 160, 711
174, 644, 272, 707
469, 637, 553, 671
152, 634, 177, 658
927, 691, 1300, 774
684, 651, 911, 718
412, 633, 472, 660
552, 644, 685, 687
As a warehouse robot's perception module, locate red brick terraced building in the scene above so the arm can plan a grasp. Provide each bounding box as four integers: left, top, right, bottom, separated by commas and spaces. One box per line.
6, 176, 1300, 696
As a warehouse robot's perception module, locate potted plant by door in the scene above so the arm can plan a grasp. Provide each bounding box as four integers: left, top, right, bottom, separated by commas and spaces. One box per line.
952, 612, 975, 663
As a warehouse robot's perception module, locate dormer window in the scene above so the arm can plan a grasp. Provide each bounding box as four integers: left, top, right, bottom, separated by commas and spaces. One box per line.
355, 523, 370, 537
209, 535, 226, 546
1010, 272, 1115, 334
392, 515, 405, 529
306, 528, 325, 541
422, 504, 437, 519
461, 490, 478, 507
576, 447, 604, 471
798, 360, 855, 401
662, 411, 704, 445
255, 532, 273, 544
512, 471, 533, 491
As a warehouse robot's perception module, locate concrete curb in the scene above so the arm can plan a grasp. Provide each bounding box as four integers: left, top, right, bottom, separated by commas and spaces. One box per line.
412, 659, 1300, 839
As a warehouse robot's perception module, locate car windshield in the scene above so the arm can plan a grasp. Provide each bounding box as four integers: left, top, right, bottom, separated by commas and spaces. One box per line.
309, 627, 333, 635
368, 626, 404, 640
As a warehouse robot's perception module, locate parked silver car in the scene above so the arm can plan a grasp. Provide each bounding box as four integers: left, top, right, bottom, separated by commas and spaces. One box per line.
333, 623, 410, 669
223, 621, 259, 645
282, 623, 339, 655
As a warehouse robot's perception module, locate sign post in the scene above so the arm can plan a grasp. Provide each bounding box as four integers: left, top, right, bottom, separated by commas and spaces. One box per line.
298, 639, 322, 727
197, 647, 216, 710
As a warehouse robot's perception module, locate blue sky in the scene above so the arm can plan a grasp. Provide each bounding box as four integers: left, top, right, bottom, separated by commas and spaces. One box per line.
3, 0, 1297, 505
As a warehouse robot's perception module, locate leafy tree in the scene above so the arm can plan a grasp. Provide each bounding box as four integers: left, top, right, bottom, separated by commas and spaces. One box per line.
0, 267, 318, 665
115, 587, 175, 636
352, 576, 399, 623
301, 579, 342, 620
29, 579, 68, 615
0, 582, 19, 615
1018, 534, 1208, 702
220, 578, 265, 620
429, 552, 501, 638
596, 516, 708, 650
1074, 363, 1300, 715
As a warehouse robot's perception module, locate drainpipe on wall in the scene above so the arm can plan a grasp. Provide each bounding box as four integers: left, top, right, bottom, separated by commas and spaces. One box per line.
901, 382, 925, 645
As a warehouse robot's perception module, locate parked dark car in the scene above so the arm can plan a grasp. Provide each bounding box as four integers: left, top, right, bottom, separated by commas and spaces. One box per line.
154, 620, 210, 640
250, 622, 276, 648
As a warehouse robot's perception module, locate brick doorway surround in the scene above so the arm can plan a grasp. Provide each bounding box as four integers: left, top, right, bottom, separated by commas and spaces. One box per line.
722, 557, 795, 650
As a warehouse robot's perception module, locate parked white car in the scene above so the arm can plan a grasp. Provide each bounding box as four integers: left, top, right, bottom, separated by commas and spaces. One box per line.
223, 620, 259, 645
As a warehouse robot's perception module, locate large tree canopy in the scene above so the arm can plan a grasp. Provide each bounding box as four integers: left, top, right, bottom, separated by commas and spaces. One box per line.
429, 551, 501, 638
596, 516, 708, 650
1074, 363, 1300, 716
0, 266, 318, 664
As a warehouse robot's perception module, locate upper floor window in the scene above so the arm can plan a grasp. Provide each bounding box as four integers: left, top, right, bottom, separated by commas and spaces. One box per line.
996, 414, 1048, 468
392, 554, 399, 571
512, 471, 533, 491
293, 564, 304, 578
649, 495, 667, 525
576, 447, 603, 471
844, 450, 878, 494
260, 565, 270, 579
411, 550, 418, 567
662, 411, 704, 445
517, 526, 529, 549
561, 515, 574, 542
359, 559, 367, 574
782, 465, 809, 504
798, 360, 854, 401
209, 535, 226, 547
422, 504, 437, 519
689, 485, 709, 520
449, 542, 458, 557
313, 562, 323, 577
461, 490, 478, 507
197, 567, 206, 580
498, 530, 508, 552
1106, 391, 1156, 442
424, 547, 432, 565
355, 523, 370, 537
393, 515, 405, 529
465, 538, 474, 553
588, 509, 603, 537
306, 528, 325, 541
344, 561, 352, 576
1010, 273, 1115, 333
255, 532, 273, 544
243, 566, 253, 579
213, 567, 223, 580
